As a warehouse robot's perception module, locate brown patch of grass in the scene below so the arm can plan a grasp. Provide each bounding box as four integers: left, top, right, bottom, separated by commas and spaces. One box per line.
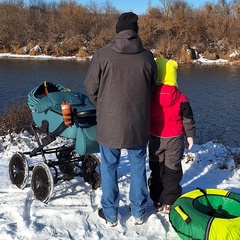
0, 98, 32, 136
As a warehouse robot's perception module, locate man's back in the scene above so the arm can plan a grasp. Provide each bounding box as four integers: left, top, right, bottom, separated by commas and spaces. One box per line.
84, 30, 157, 148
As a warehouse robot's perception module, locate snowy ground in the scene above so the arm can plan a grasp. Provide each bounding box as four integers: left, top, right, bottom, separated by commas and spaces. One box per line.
0, 131, 240, 240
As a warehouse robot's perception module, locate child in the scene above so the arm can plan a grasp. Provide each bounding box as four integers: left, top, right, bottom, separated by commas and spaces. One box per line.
148, 57, 195, 213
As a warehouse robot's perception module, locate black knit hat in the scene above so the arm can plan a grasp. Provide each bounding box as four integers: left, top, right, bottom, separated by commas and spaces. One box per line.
116, 12, 138, 34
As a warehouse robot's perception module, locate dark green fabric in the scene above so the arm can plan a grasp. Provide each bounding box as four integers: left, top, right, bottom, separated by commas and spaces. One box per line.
31, 92, 88, 113
28, 82, 68, 111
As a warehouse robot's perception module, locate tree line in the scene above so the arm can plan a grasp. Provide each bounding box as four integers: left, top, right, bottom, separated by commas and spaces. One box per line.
0, 0, 240, 62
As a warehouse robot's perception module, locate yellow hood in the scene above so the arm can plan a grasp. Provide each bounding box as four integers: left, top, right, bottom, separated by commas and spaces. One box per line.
156, 57, 178, 87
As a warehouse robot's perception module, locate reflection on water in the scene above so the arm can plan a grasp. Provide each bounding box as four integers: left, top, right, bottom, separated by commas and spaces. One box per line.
0, 59, 240, 147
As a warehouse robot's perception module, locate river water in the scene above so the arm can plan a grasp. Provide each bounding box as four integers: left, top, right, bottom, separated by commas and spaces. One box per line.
0, 58, 239, 147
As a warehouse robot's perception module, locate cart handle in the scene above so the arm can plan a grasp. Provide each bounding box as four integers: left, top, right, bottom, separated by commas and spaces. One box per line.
74, 109, 96, 118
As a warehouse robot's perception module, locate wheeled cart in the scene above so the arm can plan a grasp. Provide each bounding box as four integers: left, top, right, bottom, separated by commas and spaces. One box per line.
9, 82, 100, 203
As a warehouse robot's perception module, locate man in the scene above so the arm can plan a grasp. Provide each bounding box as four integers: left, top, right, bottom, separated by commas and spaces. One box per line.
84, 12, 157, 226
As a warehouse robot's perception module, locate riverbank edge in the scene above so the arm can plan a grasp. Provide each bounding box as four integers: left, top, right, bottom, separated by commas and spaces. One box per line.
1, 53, 240, 65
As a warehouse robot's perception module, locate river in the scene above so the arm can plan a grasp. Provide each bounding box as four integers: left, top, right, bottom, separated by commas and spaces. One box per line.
0, 58, 239, 147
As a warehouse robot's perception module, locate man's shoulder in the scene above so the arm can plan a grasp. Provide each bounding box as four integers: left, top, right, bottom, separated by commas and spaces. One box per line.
141, 49, 155, 59
93, 45, 113, 56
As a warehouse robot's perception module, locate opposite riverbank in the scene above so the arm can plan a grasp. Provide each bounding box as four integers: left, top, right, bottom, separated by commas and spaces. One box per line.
1, 52, 239, 65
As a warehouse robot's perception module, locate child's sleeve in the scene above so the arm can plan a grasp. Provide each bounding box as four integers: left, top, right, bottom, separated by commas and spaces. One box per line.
180, 94, 196, 138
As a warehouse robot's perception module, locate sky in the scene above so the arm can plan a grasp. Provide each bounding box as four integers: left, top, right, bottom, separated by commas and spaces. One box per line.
77, 0, 228, 14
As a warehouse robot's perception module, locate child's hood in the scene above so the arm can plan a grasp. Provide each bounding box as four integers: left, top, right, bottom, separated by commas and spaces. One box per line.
157, 84, 182, 107
155, 57, 178, 87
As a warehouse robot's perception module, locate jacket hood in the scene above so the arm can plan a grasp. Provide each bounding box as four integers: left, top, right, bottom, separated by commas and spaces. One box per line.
110, 30, 144, 54
157, 84, 182, 107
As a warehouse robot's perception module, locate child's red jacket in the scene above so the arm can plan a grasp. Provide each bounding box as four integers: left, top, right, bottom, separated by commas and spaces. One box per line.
150, 84, 195, 138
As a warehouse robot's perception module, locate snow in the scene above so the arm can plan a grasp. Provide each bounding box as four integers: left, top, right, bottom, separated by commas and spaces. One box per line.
0, 50, 239, 64
0, 130, 240, 240
0, 53, 89, 61
229, 50, 240, 58
193, 55, 229, 64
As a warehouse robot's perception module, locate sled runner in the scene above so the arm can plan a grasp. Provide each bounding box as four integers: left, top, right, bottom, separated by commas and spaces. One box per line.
9, 82, 101, 203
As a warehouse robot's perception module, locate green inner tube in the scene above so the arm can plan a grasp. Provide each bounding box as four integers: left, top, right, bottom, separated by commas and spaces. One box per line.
169, 189, 240, 240
194, 195, 240, 219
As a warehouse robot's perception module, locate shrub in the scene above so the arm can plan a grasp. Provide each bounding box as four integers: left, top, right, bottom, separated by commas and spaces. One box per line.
0, 98, 32, 136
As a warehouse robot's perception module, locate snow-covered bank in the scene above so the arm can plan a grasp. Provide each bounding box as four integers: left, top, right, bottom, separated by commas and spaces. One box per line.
0, 53, 91, 61
0, 52, 237, 64
0, 132, 240, 239
192, 55, 229, 65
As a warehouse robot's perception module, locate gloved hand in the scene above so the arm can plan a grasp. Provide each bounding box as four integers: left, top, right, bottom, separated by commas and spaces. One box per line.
187, 137, 194, 150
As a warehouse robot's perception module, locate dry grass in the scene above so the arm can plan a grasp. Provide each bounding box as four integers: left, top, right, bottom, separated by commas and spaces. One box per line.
0, 98, 32, 136
1, 1, 240, 62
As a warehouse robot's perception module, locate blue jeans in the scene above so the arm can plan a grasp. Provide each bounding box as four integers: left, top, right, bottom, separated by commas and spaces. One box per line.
100, 144, 148, 222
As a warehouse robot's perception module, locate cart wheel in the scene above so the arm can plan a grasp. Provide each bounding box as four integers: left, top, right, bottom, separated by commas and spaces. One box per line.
81, 154, 101, 189
92, 171, 101, 190
31, 162, 54, 203
84, 155, 101, 172
9, 152, 29, 189
59, 163, 76, 175
89, 155, 101, 172
90, 154, 101, 189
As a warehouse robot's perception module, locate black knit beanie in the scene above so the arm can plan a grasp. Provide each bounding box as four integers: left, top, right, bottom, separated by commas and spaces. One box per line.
116, 12, 138, 34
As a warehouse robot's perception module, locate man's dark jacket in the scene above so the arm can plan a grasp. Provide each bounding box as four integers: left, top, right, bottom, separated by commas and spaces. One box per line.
84, 30, 157, 148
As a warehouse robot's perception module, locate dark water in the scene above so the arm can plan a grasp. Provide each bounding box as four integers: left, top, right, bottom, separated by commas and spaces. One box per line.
177, 64, 240, 147
0, 58, 89, 105
0, 58, 240, 147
